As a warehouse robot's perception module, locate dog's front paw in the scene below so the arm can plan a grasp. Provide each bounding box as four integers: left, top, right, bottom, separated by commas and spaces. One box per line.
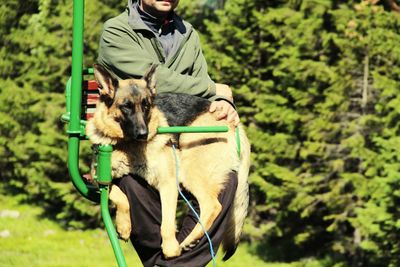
115, 212, 131, 241
180, 239, 200, 251
116, 222, 131, 241
162, 238, 182, 259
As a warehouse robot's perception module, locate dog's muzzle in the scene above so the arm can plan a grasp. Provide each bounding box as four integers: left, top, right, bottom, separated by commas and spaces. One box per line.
135, 127, 148, 141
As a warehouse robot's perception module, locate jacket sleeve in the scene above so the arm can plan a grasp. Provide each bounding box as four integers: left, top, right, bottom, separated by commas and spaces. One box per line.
97, 21, 216, 98
191, 31, 236, 107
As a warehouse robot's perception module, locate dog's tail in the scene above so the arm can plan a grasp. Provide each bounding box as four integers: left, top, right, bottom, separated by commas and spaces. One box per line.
222, 125, 250, 261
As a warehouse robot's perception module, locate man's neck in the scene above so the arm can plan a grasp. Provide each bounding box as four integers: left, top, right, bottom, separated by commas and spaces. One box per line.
136, 2, 174, 35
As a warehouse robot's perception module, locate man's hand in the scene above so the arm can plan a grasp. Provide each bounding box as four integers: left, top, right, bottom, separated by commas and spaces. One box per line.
215, 83, 233, 102
209, 100, 240, 126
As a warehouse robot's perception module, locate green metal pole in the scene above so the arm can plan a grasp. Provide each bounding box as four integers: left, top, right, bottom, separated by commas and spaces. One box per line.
65, 77, 72, 112
69, 0, 84, 134
100, 187, 127, 267
158, 126, 241, 157
68, 138, 99, 202
67, 0, 99, 202
235, 127, 241, 157
157, 126, 228, 134
97, 145, 127, 267
96, 145, 113, 184
68, 1, 126, 265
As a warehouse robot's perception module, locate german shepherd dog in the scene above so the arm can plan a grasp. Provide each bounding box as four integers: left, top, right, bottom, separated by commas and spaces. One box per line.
86, 64, 250, 260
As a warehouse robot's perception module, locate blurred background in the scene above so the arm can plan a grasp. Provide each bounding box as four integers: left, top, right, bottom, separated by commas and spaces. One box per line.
1, 0, 400, 266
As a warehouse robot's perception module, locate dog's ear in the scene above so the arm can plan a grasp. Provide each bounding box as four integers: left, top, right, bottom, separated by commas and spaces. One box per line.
93, 64, 119, 98
143, 64, 157, 95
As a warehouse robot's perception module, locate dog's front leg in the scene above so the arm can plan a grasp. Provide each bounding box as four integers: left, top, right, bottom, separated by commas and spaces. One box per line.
159, 182, 181, 259
109, 184, 131, 241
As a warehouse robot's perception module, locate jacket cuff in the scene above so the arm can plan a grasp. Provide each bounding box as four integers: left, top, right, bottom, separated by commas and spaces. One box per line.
206, 81, 216, 97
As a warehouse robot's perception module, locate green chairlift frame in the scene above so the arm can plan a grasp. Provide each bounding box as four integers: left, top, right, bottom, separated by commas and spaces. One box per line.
63, 1, 228, 266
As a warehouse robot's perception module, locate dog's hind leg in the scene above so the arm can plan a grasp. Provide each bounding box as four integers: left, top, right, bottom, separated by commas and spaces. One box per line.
159, 181, 182, 258
179, 183, 222, 250
109, 184, 131, 241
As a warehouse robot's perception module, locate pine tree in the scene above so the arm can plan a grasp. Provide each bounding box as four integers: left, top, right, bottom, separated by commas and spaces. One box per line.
203, 0, 400, 264
0, 0, 124, 228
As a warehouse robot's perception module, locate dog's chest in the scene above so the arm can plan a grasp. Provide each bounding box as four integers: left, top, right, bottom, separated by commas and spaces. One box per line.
114, 137, 173, 188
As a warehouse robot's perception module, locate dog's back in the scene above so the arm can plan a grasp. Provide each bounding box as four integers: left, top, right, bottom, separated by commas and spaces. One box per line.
155, 93, 250, 260
154, 93, 211, 127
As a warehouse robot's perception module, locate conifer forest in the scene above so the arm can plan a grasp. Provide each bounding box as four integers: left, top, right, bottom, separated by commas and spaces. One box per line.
1, 1, 400, 266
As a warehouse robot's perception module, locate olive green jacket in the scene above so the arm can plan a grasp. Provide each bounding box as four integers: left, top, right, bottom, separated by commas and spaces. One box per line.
97, 9, 217, 99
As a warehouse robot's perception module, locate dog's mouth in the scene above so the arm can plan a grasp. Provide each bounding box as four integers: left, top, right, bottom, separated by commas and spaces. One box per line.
124, 132, 148, 142
120, 116, 149, 141
134, 134, 148, 142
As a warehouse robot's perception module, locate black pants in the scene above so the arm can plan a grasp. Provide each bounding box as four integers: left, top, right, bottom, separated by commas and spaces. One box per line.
115, 172, 238, 267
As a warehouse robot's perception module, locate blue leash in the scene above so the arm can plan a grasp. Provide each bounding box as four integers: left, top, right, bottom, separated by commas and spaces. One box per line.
171, 144, 217, 267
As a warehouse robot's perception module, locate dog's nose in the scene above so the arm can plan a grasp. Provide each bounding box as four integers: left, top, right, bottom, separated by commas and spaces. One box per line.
136, 128, 148, 141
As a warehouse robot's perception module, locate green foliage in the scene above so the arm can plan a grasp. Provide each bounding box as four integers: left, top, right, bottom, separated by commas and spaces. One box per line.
0, 0, 124, 228
203, 0, 400, 265
2, 0, 400, 265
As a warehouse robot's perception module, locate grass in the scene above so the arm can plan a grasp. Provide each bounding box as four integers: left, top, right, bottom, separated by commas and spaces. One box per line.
0, 193, 140, 267
0, 193, 273, 267
0, 193, 325, 267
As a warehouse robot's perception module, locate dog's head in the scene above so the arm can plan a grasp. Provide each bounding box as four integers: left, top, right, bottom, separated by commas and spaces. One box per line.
93, 64, 157, 141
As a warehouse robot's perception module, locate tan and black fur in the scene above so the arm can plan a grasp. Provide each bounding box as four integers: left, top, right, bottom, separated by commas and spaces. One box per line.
86, 64, 250, 260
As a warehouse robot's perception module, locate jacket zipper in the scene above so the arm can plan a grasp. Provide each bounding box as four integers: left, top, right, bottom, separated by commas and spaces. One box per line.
166, 27, 193, 67
149, 26, 193, 66
150, 37, 165, 64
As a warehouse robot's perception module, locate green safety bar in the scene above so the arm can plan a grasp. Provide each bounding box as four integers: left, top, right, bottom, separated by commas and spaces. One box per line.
67, 1, 127, 266
66, 1, 229, 266
68, 0, 97, 201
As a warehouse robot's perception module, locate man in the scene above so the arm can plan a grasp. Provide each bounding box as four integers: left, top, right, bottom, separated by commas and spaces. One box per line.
98, 1, 239, 266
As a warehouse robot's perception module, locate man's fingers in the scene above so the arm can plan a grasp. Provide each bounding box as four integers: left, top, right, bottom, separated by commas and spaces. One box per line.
209, 101, 240, 126
217, 104, 230, 119
209, 102, 218, 113
226, 108, 236, 122
217, 111, 228, 120
227, 108, 240, 126
222, 103, 230, 114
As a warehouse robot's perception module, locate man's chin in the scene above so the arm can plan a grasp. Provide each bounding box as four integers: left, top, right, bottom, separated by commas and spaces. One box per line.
156, 3, 173, 10
152, 5, 173, 16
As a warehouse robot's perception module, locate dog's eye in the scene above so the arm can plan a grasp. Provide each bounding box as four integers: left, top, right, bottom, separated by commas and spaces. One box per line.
142, 100, 150, 110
